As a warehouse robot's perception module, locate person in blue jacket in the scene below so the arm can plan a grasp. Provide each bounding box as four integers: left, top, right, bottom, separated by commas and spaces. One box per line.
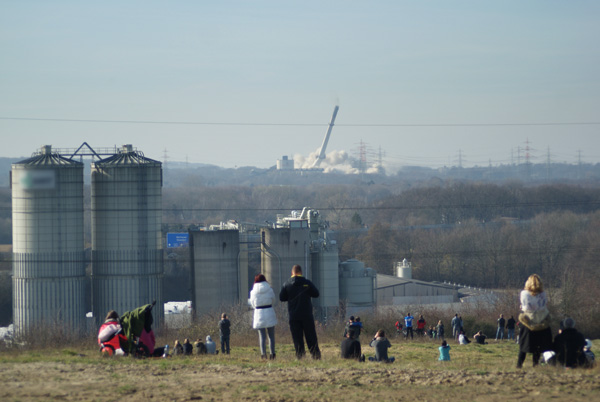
439, 340, 451, 361
404, 313, 414, 339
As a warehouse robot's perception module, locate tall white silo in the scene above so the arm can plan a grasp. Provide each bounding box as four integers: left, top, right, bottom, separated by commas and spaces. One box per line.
12, 145, 86, 334
339, 259, 376, 307
91, 145, 163, 326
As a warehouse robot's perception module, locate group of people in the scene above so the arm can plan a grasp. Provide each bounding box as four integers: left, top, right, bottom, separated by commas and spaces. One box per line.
172, 313, 231, 357
98, 271, 594, 369
517, 274, 594, 369
248, 264, 322, 360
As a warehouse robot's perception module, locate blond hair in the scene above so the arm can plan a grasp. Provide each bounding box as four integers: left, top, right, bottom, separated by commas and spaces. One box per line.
524, 274, 544, 295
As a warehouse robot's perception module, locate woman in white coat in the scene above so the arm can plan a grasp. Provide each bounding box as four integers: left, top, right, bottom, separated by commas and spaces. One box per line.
249, 274, 277, 359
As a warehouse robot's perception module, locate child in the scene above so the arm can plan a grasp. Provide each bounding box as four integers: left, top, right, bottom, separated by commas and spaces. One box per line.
584, 339, 595, 368
439, 340, 451, 361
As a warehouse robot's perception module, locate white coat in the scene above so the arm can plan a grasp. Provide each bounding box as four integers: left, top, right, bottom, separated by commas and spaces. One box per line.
249, 281, 277, 329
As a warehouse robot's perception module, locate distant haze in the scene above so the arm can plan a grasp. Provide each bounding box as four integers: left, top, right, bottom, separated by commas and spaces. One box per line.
1, 2, 599, 170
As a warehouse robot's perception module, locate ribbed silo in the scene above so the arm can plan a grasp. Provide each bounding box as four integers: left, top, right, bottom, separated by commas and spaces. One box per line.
12, 145, 85, 334
91, 145, 163, 326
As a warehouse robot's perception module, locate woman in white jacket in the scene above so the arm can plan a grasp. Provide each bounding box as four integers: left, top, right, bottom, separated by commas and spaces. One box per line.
249, 274, 277, 359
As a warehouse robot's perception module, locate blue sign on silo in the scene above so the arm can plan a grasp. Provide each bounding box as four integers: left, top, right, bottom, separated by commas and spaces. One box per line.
167, 233, 189, 248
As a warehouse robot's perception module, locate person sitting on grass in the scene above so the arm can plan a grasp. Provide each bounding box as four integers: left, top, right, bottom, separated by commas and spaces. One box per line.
368, 329, 395, 363
458, 330, 471, 345
341, 328, 365, 362
474, 331, 488, 345
205, 335, 218, 354
173, 340, 184, 355
439, 340, 451, 361
194, 338, 207, 354
183, 338, 193, 355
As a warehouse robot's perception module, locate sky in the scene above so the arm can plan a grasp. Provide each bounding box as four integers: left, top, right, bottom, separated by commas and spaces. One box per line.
1, 1, 600, 173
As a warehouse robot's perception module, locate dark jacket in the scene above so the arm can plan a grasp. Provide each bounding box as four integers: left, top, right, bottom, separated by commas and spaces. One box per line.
219, 319, 231, 337
341, 338, 362, 360
506, 317, 516, 330
553, 328, 586, 368
279, 275, 319, 321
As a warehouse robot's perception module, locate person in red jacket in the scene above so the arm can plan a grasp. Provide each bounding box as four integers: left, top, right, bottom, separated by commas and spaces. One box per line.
97, 310, 127, 356
416, 315, 426, 337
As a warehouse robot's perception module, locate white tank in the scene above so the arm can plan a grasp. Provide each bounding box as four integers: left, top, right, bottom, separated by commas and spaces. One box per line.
11, 146, 86, 334
395, 258, 412, 279
339, 259, 376, 307
91, 145, 163, 326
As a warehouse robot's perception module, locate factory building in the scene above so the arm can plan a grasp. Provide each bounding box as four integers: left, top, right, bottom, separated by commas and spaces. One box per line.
376, 260, 458, 305
11, 145, 86, 334
339, 259, 377, 311
189, 229, 240, 316
91, 145, 164, 326
261, 208, 370, 320
276, 155, 294, 171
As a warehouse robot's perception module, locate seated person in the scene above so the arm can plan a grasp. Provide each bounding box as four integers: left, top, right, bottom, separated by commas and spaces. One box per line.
474, 331, 487, 345
205, 335, 217, 354
194, 339, 207, 355
552, 317, 586, 368
368, 330, 395, 363
97, 310, 127, 356
183, 338, 193, 355
583, 339, 595, 368
438, 340, 451, 361
341, 328, 364, 361
458, 330, 471, 345
173, 340, 184, 356
139, 328, 165, 357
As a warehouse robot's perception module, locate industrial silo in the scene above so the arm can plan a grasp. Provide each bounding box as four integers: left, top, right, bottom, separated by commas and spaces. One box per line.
189, 229, 240, 317
12, 145, 86, 334
91, 145, 163, 326
310, 239, 339, 320
339, 259, 376, 308
261, 225, 310, 292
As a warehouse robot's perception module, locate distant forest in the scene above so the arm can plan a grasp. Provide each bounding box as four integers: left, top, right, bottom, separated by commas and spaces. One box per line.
1, 159, 600, 328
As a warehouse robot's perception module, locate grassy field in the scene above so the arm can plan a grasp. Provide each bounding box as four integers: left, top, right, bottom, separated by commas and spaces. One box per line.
1, 337, 598, 401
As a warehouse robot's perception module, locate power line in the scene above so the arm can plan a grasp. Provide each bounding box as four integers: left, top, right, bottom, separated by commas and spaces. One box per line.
2, 116, 600, 127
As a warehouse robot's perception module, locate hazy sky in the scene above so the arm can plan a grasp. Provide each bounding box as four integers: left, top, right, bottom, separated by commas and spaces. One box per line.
2, 1, 599, 172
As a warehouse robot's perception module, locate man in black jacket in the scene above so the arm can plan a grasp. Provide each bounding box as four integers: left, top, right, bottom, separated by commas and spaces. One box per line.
279, 264, 321, 359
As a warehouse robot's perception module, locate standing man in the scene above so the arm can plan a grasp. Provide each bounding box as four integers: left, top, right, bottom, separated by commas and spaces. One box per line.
496, 314, 506, 341
279, 264, 321, 359
506, 315, 516, 341
451, 313, 461, 340
404, 312, 414, 339
219, 313, 231, 354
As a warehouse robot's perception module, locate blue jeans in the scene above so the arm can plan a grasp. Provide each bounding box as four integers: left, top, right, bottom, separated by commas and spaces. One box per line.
507, 328, 515, 340
495, 327, 504, 340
